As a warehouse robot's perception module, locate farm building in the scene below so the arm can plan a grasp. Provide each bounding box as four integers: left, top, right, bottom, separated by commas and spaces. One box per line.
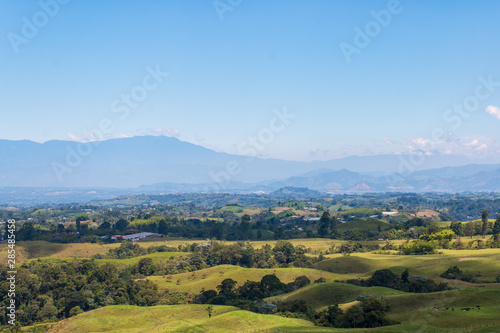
122, 232, 163, 241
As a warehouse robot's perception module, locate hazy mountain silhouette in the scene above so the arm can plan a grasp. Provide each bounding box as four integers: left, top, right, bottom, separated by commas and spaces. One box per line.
0, 136, 497, 190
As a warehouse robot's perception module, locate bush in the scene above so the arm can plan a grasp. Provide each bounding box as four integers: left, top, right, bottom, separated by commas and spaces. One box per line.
399, 240, 436, 255
68, 306, 84, 317
440, 266, 477, 282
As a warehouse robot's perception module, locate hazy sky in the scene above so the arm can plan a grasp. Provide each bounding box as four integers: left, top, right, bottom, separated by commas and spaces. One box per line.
1, 0, 500, 161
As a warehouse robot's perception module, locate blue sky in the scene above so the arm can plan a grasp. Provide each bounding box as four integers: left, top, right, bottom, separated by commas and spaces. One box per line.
1, 0, 500, 161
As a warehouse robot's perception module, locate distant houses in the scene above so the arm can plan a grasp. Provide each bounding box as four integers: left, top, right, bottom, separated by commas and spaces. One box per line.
303, 217, 320, 222
382, 211, 398, 216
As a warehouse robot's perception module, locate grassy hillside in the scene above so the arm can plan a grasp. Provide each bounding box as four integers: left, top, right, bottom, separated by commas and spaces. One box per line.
43, 304, 319, 333
316, 249, 500, 283
267, 283, 500, 332
267, 282, 407, 310
145, 265, 354, 294
37, 299, 500, 333
0, 241, 121, 263
383, 287, 500, 331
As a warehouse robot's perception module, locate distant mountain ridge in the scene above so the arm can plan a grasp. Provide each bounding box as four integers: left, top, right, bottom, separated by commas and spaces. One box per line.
1, 136, 499, 193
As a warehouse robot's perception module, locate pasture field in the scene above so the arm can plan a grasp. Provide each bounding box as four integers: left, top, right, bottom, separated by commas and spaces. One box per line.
41, 304, 319, 333
266, 282, 408, 310
317, 249, 500, 283
337, 219, 391, 233
0, 241, 121, 263
145, 265, 352, 294
3, 235, 465, 264
24, 301, 500, 333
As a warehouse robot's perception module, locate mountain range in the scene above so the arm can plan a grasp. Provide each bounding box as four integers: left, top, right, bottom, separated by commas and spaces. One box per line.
1, 136, 500, 201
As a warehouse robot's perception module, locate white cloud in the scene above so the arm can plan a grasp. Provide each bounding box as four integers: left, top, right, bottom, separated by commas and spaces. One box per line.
476, 143, 488, 151
464, 139, 480, 147
412, 137, 430, 147
310, 148, 330, 157
165, 128, 180, 137
383, 137, 392, 145
66, 132, 82, 141
485, 105, 500, 119
139, 127, 181, 137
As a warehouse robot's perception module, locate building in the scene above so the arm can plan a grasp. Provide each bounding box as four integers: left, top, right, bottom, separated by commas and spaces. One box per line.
122, 232, 163, 241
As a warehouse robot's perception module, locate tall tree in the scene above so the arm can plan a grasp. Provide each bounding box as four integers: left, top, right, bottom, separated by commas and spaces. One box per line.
158, 219, 168, 235
239, 214, 251, 240
481, 210, 489, 236
318, 211, 332, 237
493, 214, 500, 236
465, 221, 475, 239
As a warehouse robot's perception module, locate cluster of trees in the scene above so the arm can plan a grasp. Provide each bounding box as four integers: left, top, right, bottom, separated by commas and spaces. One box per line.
399, 240, 437, 255
316, 297, 398, 328
90, 241, 319, 279
195, 275, 396, 329
92, 242, 176, 260
194, 274, 397, 328
349, 269, 449, 293
440, 266, 479, 283
0, 260, 162, 326
194, 274, 315, 306
178, 240, 317, 271
450, 212, 500, 238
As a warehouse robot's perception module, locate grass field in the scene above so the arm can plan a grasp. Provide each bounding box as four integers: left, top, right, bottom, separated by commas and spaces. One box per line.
316, 249, 500, 283
0, 238, 201, 263
30, 301, 500, 333
42, 304, 319, 333
337, 219, 391, 232
267, 282, 408, 310
383, 286, 500, 330
145, 265, 354, 294
0, 241, 121, 263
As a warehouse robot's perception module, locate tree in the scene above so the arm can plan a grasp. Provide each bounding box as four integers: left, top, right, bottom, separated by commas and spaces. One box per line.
115, 219, 129, 232
17, 223, 37, 241
331, 216, 338, 238
68, 306, 83, 317
137, 257, 156, 276
316, 304, 343, 327
57, 223, 65, 233
481, 210, 489, 236
401, 269, 409, 283
318, 211, 332, 237
273, 241, 296, 264
450, 221, 463, 236
341, 305, 365, 328
493, 214, 500, 236
465, 221, 475, 238
239, 214, 251, 240
216, 278, 237, 296
158, 219, 168, 235
260, 274, 286, 296
98, 221, 111, 231
75, 214, 89, 223
206, 305, 213, 318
